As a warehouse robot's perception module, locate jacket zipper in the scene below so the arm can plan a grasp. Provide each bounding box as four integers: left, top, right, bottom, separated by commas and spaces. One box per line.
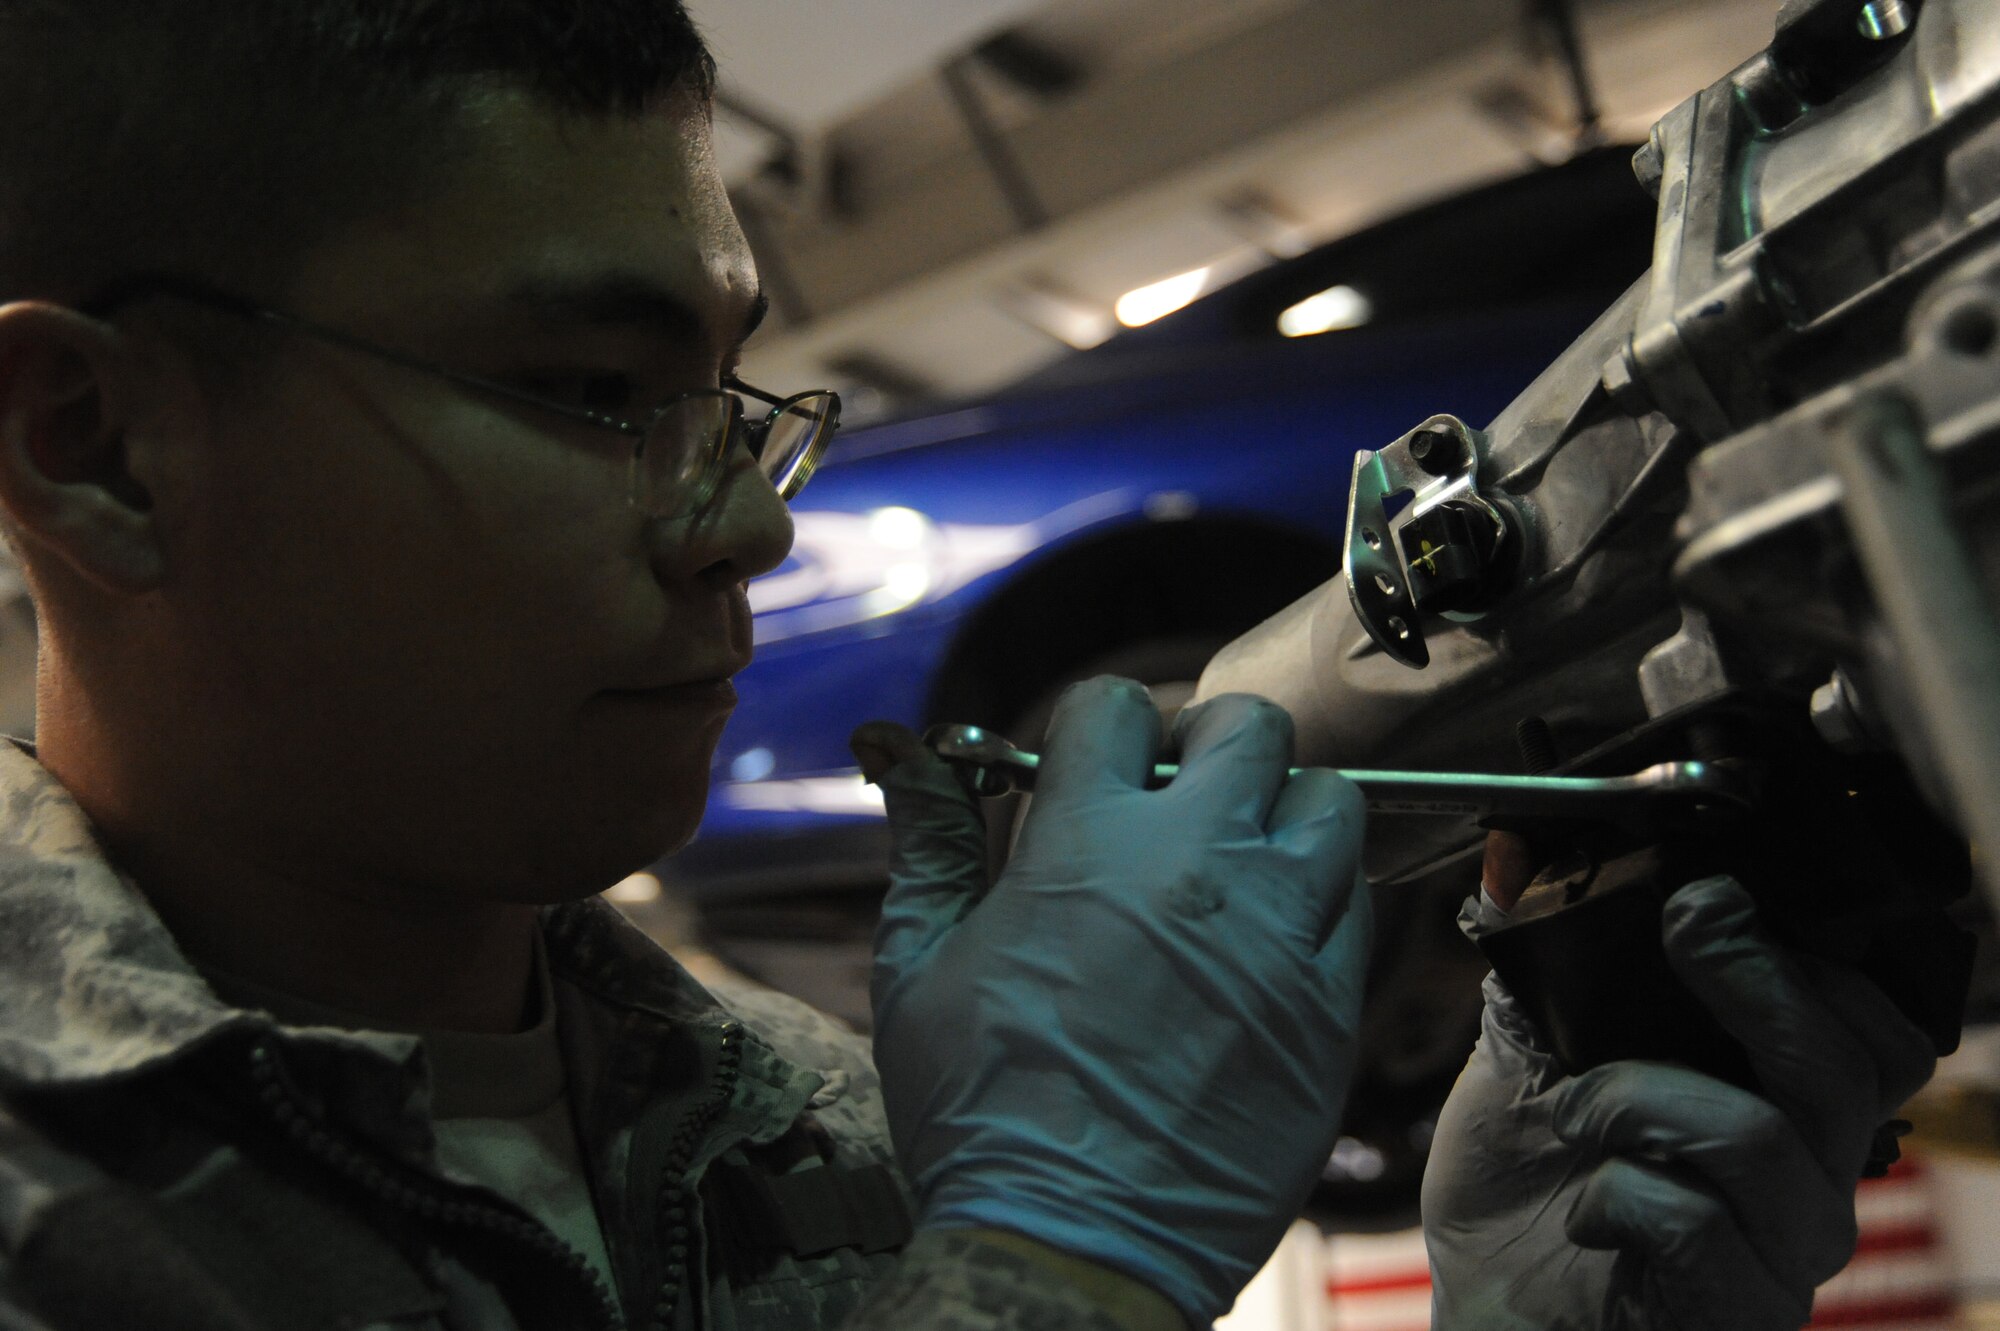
247, 1039, 623, 1331
639, 1019, 746, 1331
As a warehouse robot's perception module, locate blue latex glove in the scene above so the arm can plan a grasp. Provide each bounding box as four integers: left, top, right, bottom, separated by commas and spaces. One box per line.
853, 678, 1373, 1325
1421, 876, 1937, 1330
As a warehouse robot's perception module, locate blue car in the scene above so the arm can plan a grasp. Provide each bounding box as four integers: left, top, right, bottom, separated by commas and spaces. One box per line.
674, 147, 1655, 903
665, 147, 1658, 1224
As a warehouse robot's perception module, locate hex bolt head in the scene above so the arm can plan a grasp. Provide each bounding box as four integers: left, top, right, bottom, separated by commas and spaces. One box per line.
1810, 672, 1881, 754
1600, 348, 1654, 413
1410, 428, 1457, 477
1631, 137, 1665, 201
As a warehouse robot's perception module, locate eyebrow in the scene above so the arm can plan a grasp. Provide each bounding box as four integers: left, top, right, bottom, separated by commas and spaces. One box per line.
498, 273, 770, 351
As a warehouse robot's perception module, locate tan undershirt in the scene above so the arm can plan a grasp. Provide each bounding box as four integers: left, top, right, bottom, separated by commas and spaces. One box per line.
197, 939, 620, 1302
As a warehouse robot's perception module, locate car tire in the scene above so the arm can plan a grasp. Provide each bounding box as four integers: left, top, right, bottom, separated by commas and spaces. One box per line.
980, 633, 1229, 872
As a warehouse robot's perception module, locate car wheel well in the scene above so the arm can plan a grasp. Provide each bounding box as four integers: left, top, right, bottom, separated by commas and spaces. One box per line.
925, 517, 1340, 730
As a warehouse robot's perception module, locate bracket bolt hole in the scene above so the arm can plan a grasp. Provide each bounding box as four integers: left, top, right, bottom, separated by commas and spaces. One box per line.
1386, 615, 1411, 642
1362, 528, 1383, 552
1375, 574, 1400, 600
1942, 304, 1998, 358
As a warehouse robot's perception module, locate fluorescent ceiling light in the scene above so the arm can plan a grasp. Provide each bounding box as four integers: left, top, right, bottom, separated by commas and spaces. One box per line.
1278, 285, 1373, 338
1001, 284, 1118, 350
1116, 267, 1212, 328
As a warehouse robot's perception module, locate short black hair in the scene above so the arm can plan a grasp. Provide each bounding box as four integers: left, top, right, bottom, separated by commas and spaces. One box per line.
0, 1, 717, 306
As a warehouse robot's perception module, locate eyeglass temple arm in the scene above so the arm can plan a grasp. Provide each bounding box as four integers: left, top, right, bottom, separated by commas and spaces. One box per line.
726, 375, 791, 410
84, 273, 648, 439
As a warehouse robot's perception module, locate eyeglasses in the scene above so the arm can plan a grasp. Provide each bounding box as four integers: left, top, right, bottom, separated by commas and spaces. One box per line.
82, 274, 841, 520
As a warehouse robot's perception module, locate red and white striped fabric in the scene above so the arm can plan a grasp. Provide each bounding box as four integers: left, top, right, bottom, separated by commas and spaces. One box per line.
1321, 1228, 1431, 1331
1806, 1158, 1959, 1331
1292, 1156, 1962, 1331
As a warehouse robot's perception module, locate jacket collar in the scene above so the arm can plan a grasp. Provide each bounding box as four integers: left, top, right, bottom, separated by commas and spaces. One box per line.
0, 743, 443, 1111
0, 740, 304, 1092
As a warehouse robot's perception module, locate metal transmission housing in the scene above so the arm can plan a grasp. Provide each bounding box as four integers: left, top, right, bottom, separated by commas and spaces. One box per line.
1200, 0, 2000, 926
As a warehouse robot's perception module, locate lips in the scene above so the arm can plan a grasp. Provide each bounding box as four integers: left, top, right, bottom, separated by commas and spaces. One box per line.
598, 677, 739, 709
611, 656, 751, 693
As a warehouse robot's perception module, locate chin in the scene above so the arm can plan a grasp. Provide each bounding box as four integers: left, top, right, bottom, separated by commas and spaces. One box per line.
476, 716, 721, 903
562, 772, 712, 900
487, 819, 699, 907
637, 781, 710, 862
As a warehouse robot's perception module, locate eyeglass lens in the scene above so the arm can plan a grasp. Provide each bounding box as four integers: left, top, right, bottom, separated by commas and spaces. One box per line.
757, 393, 839, 499
630, 390, 838, 519
631, 393, 734, 519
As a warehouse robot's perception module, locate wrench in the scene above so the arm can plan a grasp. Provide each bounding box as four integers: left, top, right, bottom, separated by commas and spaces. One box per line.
924, 724, 1751, 824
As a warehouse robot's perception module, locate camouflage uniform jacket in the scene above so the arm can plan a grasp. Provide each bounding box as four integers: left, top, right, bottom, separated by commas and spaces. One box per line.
0, 745, 1131, 1331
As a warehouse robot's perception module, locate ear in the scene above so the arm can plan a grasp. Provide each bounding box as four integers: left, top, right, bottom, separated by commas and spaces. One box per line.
0, 301, 165, 593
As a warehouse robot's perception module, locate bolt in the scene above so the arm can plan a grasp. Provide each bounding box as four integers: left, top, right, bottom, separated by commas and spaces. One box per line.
1631, 135, 1665, 201
1409, 428, 1457, 477
1600, 347, 1654, 413
1811, 671, 1883, 754
1857, 0, 1912, 41
1515, 717, 1560, 775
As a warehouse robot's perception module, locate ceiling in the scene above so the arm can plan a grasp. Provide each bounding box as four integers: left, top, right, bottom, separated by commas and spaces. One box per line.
684, 0, 1053, 180
687, 0, 1780, 415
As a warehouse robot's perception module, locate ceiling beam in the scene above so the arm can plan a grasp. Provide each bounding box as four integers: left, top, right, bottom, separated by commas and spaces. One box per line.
731, 0, 1774, 403
744, 0, 1521, 319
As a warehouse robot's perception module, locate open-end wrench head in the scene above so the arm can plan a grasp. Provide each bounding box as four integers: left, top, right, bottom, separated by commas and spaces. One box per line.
923, 725, 1037, 796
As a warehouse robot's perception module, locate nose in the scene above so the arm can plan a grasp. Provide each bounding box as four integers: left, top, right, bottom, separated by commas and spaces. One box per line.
650, 442, 795, 589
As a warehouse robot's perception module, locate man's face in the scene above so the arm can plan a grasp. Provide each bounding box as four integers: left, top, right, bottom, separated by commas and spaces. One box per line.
149, 88, 793, 903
